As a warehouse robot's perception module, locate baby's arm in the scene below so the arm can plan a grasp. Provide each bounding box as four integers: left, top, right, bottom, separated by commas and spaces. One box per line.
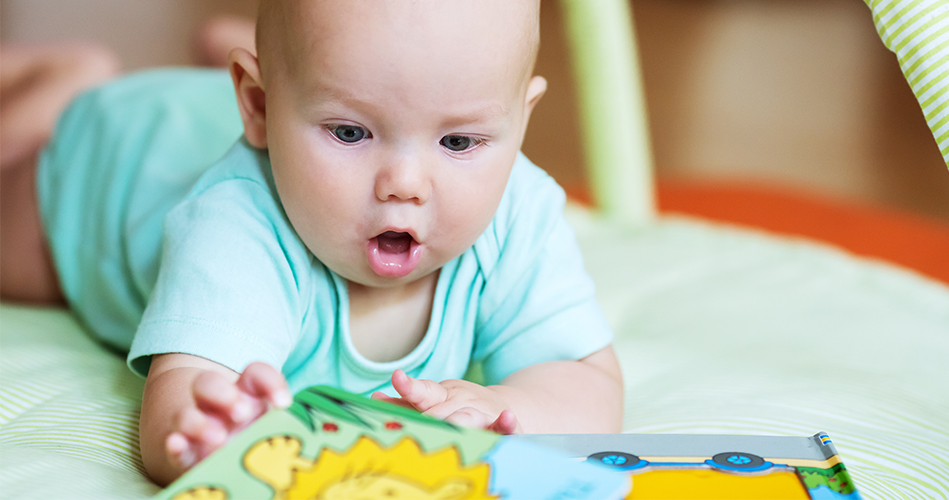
376, 345, 623, 434
139, 353, 292, 486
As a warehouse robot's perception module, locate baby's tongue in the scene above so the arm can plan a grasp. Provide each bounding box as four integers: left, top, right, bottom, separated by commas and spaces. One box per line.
378, 231, 412, 254
368, 231, 420, 278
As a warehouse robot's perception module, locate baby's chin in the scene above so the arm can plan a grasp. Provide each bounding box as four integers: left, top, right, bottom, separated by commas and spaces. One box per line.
343, 267, 439, 291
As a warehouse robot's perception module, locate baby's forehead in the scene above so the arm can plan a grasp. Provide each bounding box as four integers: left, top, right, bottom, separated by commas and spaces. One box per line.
257, 1, 539, 82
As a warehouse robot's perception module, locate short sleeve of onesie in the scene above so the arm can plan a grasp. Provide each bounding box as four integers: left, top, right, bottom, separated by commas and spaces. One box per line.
472, 155, 613, 385
128, 140, 312, 376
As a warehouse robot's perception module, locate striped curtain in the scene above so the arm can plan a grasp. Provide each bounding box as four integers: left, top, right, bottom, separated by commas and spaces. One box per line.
865, 0, 949, 170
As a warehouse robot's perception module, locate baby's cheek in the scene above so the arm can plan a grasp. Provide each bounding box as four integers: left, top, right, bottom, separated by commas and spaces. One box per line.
279, 177, 350, 239
436, 204, 488, 251
454, 191, 503, 239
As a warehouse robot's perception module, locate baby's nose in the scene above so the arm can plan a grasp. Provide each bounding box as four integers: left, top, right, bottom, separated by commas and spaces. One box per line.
375, 155, 432, 204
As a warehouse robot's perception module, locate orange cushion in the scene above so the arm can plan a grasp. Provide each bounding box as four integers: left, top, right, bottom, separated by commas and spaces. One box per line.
564, 181, 949, 285
656, 181, 949, 286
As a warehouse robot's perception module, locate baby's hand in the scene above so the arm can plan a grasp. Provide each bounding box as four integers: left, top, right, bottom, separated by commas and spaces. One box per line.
165, 362, 292, 471
372, 370, 520, 434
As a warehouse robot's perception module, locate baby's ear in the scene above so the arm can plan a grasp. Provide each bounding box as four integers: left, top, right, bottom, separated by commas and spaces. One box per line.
524, 75, 547, 115
519, 75, 547, 138
229, 48, 268, 149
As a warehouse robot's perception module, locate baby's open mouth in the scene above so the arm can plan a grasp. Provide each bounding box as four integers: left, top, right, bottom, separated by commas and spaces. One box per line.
366, 231, 422, 278
377, 231, 413, 254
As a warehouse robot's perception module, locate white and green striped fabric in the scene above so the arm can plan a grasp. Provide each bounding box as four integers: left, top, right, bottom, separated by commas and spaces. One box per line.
0, 306, 158, 499
2, 212, 948, 499
866, 0, 949, 169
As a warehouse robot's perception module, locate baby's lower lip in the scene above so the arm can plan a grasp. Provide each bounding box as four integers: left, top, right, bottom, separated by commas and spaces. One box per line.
366, 232, 422, 278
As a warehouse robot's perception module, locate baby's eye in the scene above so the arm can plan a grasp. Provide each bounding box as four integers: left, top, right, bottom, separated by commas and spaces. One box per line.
440, 135, 481, 152
330, 125, 369, 143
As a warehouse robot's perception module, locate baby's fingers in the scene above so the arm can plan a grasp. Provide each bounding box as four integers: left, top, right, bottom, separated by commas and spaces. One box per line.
391, 369, 449, 412
176, 406, 228, 447
165, 432, 196, 470
192, 372, 242, 419
370, 391, 416, 410
487, 410, 520, 435
441, 408, 519, 434
442, 407, 494, 430
167, 407, 227, 470
236, 362, 293, 409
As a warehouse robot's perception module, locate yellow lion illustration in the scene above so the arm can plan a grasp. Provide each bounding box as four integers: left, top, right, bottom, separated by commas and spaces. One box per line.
170, 485, 228, 500
243, 434, 497, 500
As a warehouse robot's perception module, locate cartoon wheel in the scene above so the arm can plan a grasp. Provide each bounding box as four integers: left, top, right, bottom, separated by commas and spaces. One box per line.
587, 451, 647, 470
708, 452, 772, 473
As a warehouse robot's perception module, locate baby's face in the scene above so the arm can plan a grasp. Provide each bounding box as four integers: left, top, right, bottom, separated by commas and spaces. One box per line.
260, 2, 544, 288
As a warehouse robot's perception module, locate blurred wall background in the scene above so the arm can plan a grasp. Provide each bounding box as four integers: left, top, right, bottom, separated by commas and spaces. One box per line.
3, 0, 947, 221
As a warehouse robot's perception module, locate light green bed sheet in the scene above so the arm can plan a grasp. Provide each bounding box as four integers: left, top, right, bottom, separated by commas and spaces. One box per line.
2, 213, 947, 499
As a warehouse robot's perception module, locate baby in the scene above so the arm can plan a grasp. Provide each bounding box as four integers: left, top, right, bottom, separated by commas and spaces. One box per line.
0, 0, 623, 486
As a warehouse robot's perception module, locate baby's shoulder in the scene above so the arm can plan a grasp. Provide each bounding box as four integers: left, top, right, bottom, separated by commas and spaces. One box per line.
508, 152, 565, 200
489, 153, 565, 236
185, 138, 276, 200
158, 138, 324, 307
472, 154, 567, 273
165, 138, 311, 269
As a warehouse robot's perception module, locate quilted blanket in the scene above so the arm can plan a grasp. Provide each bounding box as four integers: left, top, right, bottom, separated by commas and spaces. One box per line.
2, 214, 947, 499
